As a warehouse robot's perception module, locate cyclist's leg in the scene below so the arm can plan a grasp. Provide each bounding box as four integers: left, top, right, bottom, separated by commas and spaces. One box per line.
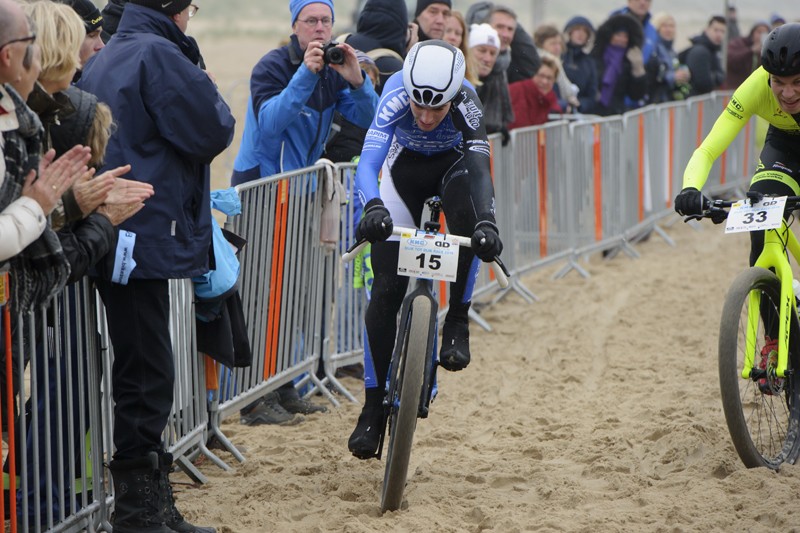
349, 147, 440, 457
438, 153, 482, 371
363, 147, 442, 387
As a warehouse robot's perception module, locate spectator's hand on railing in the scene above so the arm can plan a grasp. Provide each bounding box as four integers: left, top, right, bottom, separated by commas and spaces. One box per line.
96, 201, 145, 226
24, 146, 90, 216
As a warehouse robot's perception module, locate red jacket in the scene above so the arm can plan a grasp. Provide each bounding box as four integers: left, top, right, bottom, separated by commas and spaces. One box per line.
507, 79, 561, 130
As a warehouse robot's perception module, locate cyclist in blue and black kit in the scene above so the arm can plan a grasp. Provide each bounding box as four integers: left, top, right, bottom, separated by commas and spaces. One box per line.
348, 40, 503, 458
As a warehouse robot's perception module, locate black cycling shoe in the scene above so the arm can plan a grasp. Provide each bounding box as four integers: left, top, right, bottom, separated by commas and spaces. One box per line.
348, 404, 384, 459
439, 320, 470, 371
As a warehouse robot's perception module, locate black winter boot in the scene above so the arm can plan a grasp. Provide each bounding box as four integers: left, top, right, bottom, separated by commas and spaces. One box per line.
108, 452, 173, 532
158, 452, 217, 533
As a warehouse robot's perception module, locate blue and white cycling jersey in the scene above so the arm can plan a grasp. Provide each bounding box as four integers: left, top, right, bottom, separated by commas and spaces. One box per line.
354, 71, 495, 223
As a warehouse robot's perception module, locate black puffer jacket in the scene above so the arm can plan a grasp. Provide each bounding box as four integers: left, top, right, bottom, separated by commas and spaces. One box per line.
49, 85, 116, 283
681, 33, 724, 96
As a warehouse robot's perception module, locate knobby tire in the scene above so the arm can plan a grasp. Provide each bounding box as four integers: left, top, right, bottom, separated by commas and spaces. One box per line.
381, 296, 430, 512
718, 267, 800, 469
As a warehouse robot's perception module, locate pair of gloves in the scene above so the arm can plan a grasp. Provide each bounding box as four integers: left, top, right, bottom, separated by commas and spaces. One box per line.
356, 198, 503, 262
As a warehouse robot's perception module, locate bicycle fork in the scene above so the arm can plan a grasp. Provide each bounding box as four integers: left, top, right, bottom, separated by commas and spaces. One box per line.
746, 227, 800, 379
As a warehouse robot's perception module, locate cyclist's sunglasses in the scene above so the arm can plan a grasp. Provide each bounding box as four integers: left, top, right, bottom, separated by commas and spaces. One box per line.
0, 33, 37, 70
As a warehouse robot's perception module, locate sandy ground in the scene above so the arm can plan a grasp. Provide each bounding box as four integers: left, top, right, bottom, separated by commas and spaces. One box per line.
167, 217, 800, 532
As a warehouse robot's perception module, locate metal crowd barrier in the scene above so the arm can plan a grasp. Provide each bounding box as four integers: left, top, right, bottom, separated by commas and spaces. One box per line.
1, 275, 212, 532
0, 89, 761, 531
208, 165, 335, 459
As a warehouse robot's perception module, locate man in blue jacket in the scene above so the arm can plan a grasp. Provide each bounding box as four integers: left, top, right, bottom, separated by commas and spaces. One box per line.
78, 1, 235, 531
230, 0, 378, 424
230, 0, 378, 184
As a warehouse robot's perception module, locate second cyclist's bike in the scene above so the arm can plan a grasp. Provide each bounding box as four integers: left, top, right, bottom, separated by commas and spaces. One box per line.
343, 198, 509, 511
691, 192, 800, 469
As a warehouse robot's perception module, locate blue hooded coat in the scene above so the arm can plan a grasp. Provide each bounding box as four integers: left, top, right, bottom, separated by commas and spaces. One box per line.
78, 4, 236, 280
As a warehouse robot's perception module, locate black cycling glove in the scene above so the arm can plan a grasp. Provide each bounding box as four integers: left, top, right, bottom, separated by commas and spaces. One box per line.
356, 198, 393, 243
674, 187, 704, 216
471, 220, 503, 262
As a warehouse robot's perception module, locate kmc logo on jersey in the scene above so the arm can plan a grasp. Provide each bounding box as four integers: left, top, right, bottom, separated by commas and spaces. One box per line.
457, 98, 482, 130
376, 87, 410, 128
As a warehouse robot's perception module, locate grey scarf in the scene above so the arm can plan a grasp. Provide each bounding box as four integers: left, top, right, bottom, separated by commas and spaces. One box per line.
0, 84, 70, 314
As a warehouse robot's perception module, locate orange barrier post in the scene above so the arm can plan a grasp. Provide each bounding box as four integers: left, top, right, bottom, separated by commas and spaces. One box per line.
265, 179, 289, 379
438, 212, 447, 310
2, 272, 17, 531
593, 124, 603, 242
537, 130, 548, 257
205, 355, 218, 391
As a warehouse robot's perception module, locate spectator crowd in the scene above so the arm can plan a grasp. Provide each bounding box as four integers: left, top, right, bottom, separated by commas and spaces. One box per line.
0, 0, 796, 530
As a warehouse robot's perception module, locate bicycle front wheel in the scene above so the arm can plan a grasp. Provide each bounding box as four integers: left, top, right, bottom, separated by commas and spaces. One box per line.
718, 267, 800, 469
381, 295, 430, 513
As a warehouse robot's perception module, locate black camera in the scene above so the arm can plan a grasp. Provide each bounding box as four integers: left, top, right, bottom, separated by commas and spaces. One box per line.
322, 41, 345, 65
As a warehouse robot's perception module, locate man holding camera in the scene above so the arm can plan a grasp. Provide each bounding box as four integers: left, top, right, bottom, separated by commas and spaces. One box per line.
230, 0, 378, 424
230, 0, 378, 185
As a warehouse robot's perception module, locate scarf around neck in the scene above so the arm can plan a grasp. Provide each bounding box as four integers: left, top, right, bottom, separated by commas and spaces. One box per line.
0, 84, 70, 315
600, 44, 626, 107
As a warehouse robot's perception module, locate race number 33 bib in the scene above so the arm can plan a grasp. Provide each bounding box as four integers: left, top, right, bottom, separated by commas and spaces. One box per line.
725, 196, 787, 234
397, 231, 459, 282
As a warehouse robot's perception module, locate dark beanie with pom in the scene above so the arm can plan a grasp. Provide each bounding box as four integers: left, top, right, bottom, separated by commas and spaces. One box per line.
415, 0, 451, 18
129, 0, 192, 16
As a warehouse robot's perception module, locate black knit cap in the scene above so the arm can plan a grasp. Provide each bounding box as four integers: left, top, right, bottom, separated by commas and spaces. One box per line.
414, 0, 451, 18
61, 0, 103, 33
129, 0, 192, 16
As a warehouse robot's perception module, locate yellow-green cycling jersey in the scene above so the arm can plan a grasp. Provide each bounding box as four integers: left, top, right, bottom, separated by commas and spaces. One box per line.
682, 67, 800, 190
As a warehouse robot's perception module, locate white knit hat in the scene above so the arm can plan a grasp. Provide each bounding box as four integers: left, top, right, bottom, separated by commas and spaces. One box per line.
469, 23, 500, 49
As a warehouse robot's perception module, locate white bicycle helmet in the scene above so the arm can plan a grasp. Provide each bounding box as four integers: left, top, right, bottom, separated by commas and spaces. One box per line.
402, 40, 466, 107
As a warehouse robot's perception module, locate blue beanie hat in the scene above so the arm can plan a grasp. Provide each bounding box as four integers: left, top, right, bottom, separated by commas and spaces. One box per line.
290, 0, 335, 25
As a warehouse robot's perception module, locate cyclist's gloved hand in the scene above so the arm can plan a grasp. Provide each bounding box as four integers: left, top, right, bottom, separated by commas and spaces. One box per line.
471, 220, 503, 262
674, 187, 704, 216
356, 198, 393, 243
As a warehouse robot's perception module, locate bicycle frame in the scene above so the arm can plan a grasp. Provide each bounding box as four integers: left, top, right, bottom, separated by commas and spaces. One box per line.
745, 221, 800, 379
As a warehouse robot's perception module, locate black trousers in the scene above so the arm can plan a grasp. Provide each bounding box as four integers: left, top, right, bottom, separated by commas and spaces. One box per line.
95, 278, 174, 460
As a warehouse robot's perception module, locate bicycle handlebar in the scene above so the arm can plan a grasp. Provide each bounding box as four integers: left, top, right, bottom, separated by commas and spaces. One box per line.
342, 226, 510, 289
684, 193, 800, 223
